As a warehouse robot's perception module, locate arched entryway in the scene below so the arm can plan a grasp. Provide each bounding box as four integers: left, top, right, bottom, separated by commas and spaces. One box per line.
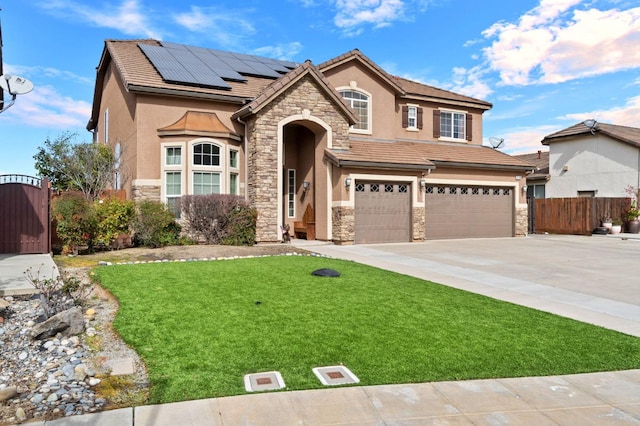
278, 115, 332, 241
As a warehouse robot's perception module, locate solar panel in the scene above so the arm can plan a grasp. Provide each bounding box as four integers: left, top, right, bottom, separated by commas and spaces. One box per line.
139, 42, 298, 90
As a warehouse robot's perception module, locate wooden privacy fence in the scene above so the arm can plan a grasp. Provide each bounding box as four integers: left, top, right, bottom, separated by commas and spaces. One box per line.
533, 197, 630, 235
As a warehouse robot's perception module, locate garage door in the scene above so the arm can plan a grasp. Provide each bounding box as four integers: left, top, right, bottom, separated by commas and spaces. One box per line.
355, 182, 411, 244
425, 185, 513, 239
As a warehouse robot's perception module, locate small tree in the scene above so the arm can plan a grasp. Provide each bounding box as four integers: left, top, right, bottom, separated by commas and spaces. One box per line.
34, 132, 124, 200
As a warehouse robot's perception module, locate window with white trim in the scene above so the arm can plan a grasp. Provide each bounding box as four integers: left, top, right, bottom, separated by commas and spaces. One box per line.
165, 171, 181, 217
440, 111, 466, 140
192, 142, 223, 195
229, 149, 239, 195
193, 172, 220, 194
166, 147, 182, 165
287, 169, 296, 217
407, 106, 417, 129
339, 89, 370, 131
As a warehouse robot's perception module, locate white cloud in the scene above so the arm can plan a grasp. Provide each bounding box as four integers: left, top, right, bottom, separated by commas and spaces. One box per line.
173, 6, 256, 48
252, 43, 304, 61
40, 0, 160, 39
449, 66, 493, 100
0, 85, 92, 130
482, 2, 640, 86
5, 64, 93, 86
333, 0, 407, 34
497, 125, 557, 155
559, 95, 640, 127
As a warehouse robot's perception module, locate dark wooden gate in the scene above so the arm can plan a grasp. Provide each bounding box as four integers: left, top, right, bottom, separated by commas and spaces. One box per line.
0, 175, 51, 254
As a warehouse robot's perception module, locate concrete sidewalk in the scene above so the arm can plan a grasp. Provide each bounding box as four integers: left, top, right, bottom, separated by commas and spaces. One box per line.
0, 253, 58, 296
36, 369, 640, 425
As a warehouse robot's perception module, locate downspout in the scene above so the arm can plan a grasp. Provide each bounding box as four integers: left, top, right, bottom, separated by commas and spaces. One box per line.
235, 116, 249, 202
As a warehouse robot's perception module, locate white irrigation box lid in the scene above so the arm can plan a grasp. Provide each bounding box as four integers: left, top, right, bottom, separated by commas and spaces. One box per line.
244, 371, 286, 392
312, 365, 359, 386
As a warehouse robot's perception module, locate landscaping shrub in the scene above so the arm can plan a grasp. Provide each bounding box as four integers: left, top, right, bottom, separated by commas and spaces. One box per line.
52, 192, 96, 254
133, 200, 180, 248
94, 198, 135, 248
221, 205, 257, 246
180, 194, 255, 245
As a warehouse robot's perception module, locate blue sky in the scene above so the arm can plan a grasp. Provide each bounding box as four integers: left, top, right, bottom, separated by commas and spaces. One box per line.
1, 0, 639, 176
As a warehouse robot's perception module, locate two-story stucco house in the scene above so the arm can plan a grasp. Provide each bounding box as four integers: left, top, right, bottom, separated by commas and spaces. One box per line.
541, 121, 640, 198
87, 39, 533, 244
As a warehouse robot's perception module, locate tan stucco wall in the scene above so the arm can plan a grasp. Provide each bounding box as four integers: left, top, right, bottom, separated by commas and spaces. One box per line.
322, 62, 486, 146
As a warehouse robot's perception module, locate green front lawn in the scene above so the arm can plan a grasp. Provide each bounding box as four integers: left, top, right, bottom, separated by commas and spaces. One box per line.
93, 255, 640, 404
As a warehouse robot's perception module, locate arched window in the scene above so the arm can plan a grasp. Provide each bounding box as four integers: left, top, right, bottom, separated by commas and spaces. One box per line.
339, 89, 370, 131
193, 143, 220, 166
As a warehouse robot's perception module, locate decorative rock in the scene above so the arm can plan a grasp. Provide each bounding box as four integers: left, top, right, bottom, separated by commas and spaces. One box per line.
15, 407, 27, 422
47, 393, 59, 402
85, 308, 96, 317
18, 351, 28, 360
85, 327, 97, 337
88, 378, 101, 387
0, 386, 18, 401
31, 307, 85, 340
0, 299, 9, 309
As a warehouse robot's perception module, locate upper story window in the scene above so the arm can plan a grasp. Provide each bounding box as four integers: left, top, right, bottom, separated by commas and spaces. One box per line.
166, 147, 182, 165
339, 89, 370, 132
193, 143, 220, 166
434, 109, 472, 142
402, 105, 423, 130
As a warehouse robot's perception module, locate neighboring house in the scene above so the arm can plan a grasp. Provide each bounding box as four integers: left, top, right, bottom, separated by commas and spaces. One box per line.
541, 121, 640, 198
514, 151, 549, 199
87, 39, 533, 244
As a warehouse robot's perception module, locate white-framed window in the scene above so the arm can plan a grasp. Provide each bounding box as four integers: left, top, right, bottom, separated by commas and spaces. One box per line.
339, 89, 371, 132
165, 171, 182, 217
191, 141, 223, 195
193, 172, 220, 194
193, 143, 220, 166
408, 106, 417, 129
166, 147, 182, 165
440, 110, 466, 140
104, 109, 109, 144
229, 149, 239, 195
162, 143, 185, 217
526, 184, 545, 199
288, 169, 296, 218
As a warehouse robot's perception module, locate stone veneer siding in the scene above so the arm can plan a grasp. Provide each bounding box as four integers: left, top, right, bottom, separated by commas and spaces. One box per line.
515, 206, 528, 236
412, 207, 425, 241
332, 206, 355, 244
247, 76, 353, 243
131, 184, 160, 202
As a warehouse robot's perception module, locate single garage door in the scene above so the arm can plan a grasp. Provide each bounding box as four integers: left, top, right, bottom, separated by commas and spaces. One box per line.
425, 185, 513, 239
355, 182, 411, 244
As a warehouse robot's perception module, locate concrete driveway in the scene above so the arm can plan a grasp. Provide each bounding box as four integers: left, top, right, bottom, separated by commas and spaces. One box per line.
0, 253, 58, 296
308, 234, 640, 338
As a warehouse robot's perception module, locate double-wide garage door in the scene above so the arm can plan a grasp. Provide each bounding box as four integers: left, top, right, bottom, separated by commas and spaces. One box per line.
354, 182, 411, 244
425, 185, 514, 239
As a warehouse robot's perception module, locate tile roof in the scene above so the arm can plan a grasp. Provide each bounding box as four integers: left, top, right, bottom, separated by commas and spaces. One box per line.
392, 76, 492, 109
232, 61, 357, 124
104, 39, 288, 100
157, 111, 240, 140
317, 49, 491, 109
542, 121, 640, 148
327, 140, 534, 171
514, 151, 549, 181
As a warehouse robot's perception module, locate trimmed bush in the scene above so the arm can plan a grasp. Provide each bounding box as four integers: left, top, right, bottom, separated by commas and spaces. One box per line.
94, 198, 135, 248
52, 192, 96, 254
133, 200, 180, 248
179, 194, 255, 245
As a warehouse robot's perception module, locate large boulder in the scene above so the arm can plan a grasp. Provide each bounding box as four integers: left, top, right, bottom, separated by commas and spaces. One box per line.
30, 307, 84, 340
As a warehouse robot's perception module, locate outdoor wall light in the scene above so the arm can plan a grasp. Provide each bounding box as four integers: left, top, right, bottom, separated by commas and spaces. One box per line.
522, 185, 528, 192
303, 181, 310, 191
344, 177, 352, 189
420, 179, 426, 188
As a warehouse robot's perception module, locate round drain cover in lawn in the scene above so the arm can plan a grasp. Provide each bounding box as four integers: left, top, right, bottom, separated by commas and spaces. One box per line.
312, 268, 341, 277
